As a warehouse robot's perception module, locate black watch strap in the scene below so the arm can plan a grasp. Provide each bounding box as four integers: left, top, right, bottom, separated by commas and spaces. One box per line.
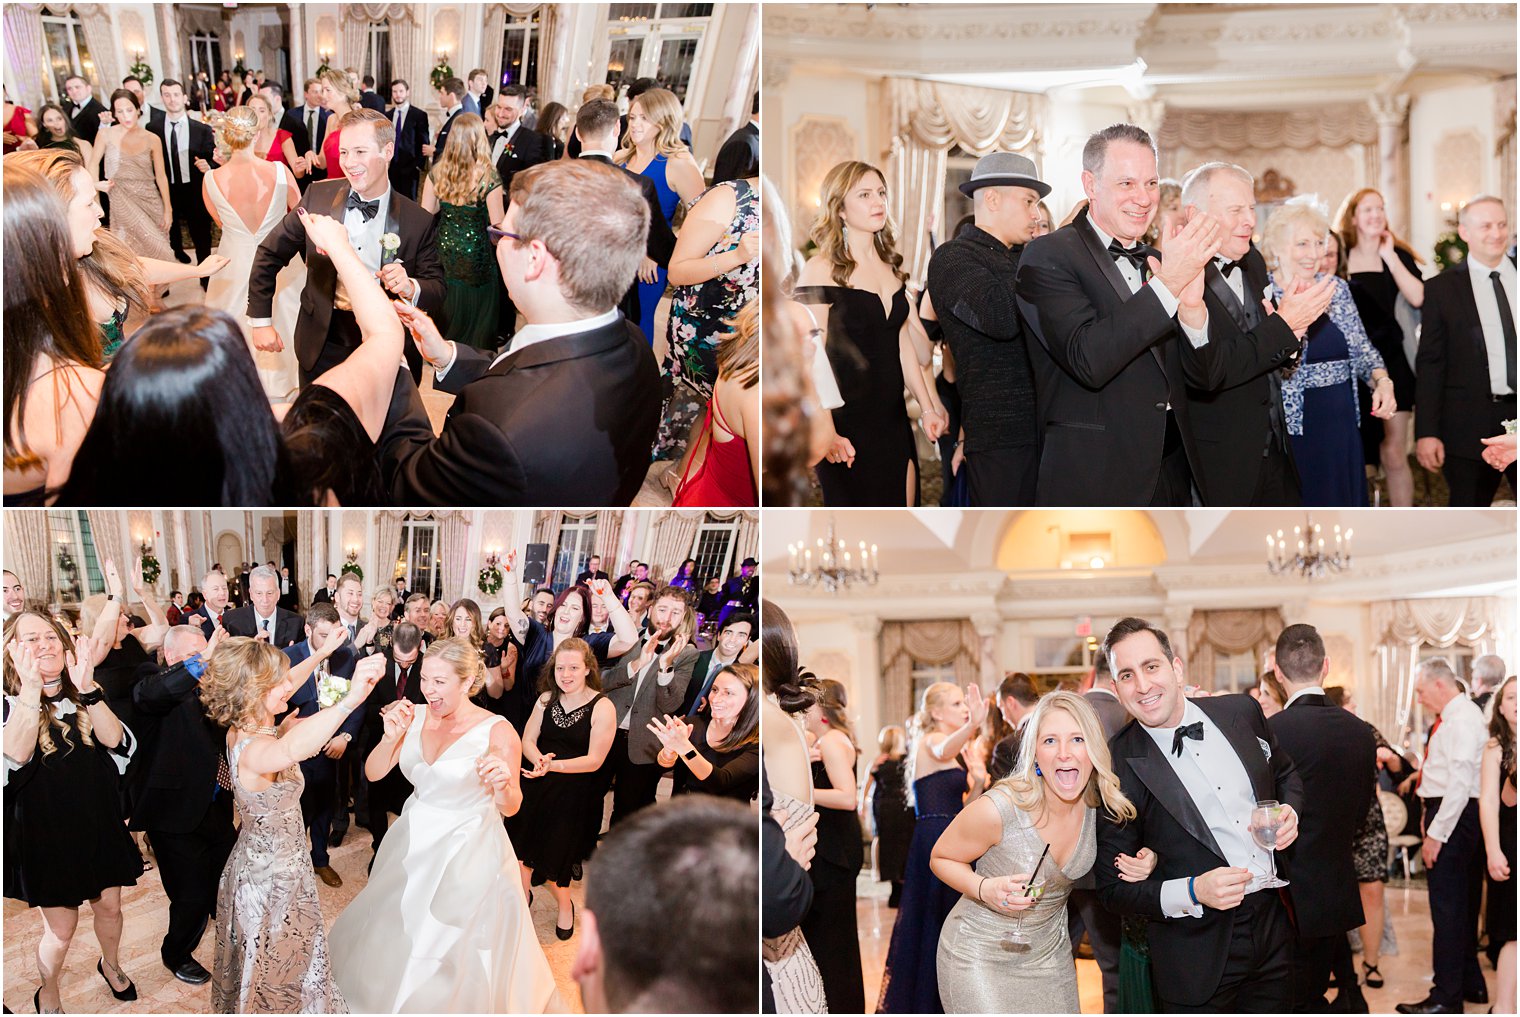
77, 688, 106, 706
681, 747, 699, 761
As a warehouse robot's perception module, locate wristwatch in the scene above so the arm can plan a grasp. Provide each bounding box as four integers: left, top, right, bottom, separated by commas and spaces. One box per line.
680, 747, 699, 762
77, 688, 105, 706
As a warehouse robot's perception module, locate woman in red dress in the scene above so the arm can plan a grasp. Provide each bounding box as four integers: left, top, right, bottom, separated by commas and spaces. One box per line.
673, 301, 760, 507
247, 94, 305, 180
3, 87, 37, 154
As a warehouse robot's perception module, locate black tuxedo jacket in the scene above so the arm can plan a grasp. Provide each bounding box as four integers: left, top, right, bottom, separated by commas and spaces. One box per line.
280, 105, 330, 156
182, 604, 229, 638
359, 90, 387, 114
70, 97, 106, 145
312, 587, 336, 605
147, 115, 216, 189
379, 317, 661, 506
220, 604, 305, 648
1096, 693, 1304, 1007
1184, 246, 1303, 505
711, 121, 759, 185
129, 658, 229, 833
1416, 259, 1518, 458
387, 105, 430, 178
362, 655, 428, 812
145, 105, 165, 133
247, 179, 446, 371
1015, 208, 1220, 505
988, 727, 1022, 782
574, 569, 610, 586
1268, 693, 1375, 937
433, 108, 463, 165
495, 125, 554, 190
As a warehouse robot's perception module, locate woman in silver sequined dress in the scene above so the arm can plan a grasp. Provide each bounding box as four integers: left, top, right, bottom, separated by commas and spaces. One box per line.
931, 691, 1153, 1013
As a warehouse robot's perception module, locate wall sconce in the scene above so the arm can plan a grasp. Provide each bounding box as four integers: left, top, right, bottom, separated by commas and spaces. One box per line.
345, 546, 359, 566
483, 546, 501, 569
138, 539, 154, 556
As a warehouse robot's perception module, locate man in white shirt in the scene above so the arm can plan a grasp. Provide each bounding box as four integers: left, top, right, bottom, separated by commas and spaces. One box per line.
220, 566, 303, 648
184, 570, 231, 636
1096, 616, 1302, 1011
1396, 658, 1491, 1014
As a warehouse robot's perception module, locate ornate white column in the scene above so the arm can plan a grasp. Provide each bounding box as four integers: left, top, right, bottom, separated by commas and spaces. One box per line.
1126, 99, 1167, 138
971, 611, 1002, 693
852, 613, 884, 759
719, 1, 759, 141
1370, 93, 1411, 231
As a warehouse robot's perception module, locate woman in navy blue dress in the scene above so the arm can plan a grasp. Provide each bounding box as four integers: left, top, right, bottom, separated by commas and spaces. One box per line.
878, 681, 988, 1013
1264, 202, 1396, 506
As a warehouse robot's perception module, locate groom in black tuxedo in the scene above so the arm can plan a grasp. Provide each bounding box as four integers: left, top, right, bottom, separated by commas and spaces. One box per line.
247, 107, 445, 386
63, 74, 106, 145
1096, 616, 1304, 1012
380, 159, 661, 505
149, 80, 217, 279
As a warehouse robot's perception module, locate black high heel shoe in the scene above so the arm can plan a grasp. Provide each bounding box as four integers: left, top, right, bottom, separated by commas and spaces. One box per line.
556, 901, 575, 941
32, 987, 63, 1014
1362, 961, 1384, 988
97, 959, 137, 1002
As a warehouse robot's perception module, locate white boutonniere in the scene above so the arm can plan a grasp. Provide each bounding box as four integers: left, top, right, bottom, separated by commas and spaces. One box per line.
317, 671, 351, 709
1257, 737, 1272, 761
1503, 418, 1517, 436
380, 232, 401, 266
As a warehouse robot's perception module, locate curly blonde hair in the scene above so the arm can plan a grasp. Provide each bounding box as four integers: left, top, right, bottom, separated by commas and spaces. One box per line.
615, 88, 688, 163
219, 105, 259, 151
999, 690, 1135, 823
427, 636, 487, 697
433, 112, 497, 206
3, 612, 94, 758
198, 637, 289, 730
810, 161, 907, 288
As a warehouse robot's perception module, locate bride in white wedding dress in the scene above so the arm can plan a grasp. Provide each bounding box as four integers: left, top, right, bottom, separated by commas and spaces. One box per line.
328, 637, 560, 1014
202, 104, 303, 402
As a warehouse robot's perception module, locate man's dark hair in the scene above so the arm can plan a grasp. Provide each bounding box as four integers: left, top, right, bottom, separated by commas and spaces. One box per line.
500, 84, 529, 103
392, 621, 421, 656
169, 589, 182, 598
585, 796, 756, 1012
720, 612, 755, 637
751, 91, 759, 115
326, 573, 337, 581
575, 97, 621, 140
362, 74, 375, 88
390, 78, 410, 92
998, 672, 1040, 707
305, 601, 340, 627
263, 81, 285, 101
121, 75, 143, 88
1102, 616, 1176, 674
1274, 623, 1326, 684
64, 74, 89, 89
625, 77, 660, 100
441, 76, 465, 99
160, 78, 183, 92
1082, 122, 1157, 176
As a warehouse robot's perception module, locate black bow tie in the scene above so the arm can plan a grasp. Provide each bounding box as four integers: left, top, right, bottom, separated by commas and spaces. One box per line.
1171, 721, 1204, 757
1108, 239, 1155, 272
345, 192, 379, 222
1217, 257, 1245, 277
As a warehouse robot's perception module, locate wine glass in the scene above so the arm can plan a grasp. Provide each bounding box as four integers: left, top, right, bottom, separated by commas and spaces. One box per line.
1249, 799, 1290, 889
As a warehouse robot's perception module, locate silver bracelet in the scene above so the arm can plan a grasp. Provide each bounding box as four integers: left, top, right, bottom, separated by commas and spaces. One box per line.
334, 702, 354, 716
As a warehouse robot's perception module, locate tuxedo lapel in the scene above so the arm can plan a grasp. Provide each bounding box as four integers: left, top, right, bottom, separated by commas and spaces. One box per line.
1076, 211, 1135, 304
1205, 264, 1248, 330
1198, 697, 1275, 803
1127, 734, 1229, 863
384, 195, 400, 249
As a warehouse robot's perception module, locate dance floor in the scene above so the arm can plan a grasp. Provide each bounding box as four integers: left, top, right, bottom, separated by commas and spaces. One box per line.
856, 873, 1503, 1015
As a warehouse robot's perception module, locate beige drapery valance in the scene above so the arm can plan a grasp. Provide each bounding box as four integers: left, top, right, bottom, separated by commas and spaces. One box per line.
1186, 608, 1284, 690
1158, 105, 1380, 153
1370, 597, 1501, 745
880, 619, 981, 733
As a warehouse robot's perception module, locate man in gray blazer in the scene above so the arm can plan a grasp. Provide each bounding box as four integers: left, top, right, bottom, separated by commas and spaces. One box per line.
602, 586, 700, 825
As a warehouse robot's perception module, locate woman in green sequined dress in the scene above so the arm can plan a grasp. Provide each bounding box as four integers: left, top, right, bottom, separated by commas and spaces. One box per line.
420, 113, 504, 351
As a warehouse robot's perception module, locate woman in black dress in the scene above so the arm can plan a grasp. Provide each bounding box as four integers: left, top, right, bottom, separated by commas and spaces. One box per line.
83, 558, 169, 740
798, 676, 866, 1013
513, 637, 616, 940
1481, 675, 1516, 1014
5, 612, 143, 1011
1335, 187, 1424, 506
865, 723, 915, 908
797, 160, 948, 506
653, 662, 761, 803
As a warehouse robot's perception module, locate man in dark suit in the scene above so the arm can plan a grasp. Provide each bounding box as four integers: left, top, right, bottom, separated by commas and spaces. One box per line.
148, 80, 217, 278
491, 85, 554, 191
248, 108, 445, 385
130, 625, 236, 985
710, 93, 759, 185
680, 611, 755, 718
121, 76, 164, 132
381, 159, 662, 506
63, 74, 106, 145
220, 565, 305, 648
602, 588, 699, 824
1416, 195, 1517, 506
281, 602, 365, 888
426, 76, 466, 164
386, 78, 429, 201
575, 555, 611, 587
1178, 162, 1333, 506
1096, 616, 1304, 1012
281, 77, 331, 192
312, 574, 338, 605
358, 74, 387, 113
988, 672, 1039, 781
359, 621, 428, 859
182, 569, 231, 636
574, 99, 677, 329
716, 559, 759, 630
1016, 123, 1234, 506
1268, 623, 1375, 1013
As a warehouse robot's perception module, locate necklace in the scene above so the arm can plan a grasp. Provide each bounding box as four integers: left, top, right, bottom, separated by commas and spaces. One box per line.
250, 725, 278, 736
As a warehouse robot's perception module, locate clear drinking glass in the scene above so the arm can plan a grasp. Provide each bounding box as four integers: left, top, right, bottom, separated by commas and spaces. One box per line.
1249, 799, 1290, 889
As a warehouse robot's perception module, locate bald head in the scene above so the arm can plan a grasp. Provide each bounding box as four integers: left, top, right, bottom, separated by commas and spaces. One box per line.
163, 625, 207, 665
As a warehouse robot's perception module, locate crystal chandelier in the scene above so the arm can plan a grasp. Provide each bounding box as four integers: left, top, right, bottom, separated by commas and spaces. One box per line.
1267, 517, 1352, 579
788, 518, 879, 594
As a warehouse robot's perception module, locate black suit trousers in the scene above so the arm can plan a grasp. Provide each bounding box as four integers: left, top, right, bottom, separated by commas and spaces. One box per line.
168, 181, 214, 279
1426, 797, 1486, 1007
609, 728, 665, 826
1157, 890, 1292, 1013
1068, 888, 1121, 1013
148, 794, 236, 965
1443, 454, 1516, 508
967, 445, 1037, 506
1251, 444, 1302, 506
298, 308, 365, 387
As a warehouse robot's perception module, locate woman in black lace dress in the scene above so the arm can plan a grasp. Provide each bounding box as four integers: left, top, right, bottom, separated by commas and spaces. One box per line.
511, 638, 616, 940
866, 724, 915, 908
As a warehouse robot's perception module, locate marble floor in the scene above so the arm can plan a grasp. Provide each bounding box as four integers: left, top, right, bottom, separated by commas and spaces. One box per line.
855, 873, 1506, 1015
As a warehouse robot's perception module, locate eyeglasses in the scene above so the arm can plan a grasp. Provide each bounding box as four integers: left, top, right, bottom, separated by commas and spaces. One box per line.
487, 226, 525, 247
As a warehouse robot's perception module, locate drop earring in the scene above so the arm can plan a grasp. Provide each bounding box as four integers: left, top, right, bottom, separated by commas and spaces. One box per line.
841, 221, 849, 244
1034, 763, 1042, 776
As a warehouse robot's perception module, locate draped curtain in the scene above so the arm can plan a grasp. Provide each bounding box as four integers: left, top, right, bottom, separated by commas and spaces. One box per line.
885, 78, 1044, 283
65, 5, 118, 103
1371, 597, 1500, 747
648, 512, 705, 575
1186, 608, 1284, 691
595, 511, 623, 566
339, 3, 418, 76
880, 619, 981, 737
531, 512, 557, 562
5, 4, 46, 110
87, 512, 123, 583
5, 510, 50, 608
375, 512, 405, 588
1158, 106, 1379, 153
298, 511, 323, 608
438, 512, 468, 602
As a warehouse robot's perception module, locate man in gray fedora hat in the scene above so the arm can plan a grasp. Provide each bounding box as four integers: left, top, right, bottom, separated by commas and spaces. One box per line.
926, 151, 1050, 504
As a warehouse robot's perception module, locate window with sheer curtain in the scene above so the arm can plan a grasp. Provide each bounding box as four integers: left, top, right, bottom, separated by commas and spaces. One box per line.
395, 519, 440, 602
552, 519, 598, 591
40, 7, 96, 103
46, 510, 105, 607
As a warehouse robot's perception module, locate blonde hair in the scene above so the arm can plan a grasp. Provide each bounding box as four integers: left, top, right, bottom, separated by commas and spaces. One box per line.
878, 724, 906, 757
716, 300, 759, 389
77, 593, 120, 637
811, 160, 907, 288
427, 636, 487, 696
615, 88, 688, 162
433, 112, 496, 206
220, 106, 258, 151
1261, 201, 1331, 273
581, 84, 616, 104
3, 612, 94, 758
904, 681, 963, 806
198, 637, 288, 730
998, 691, 1135, 823
318, 67, 358, 106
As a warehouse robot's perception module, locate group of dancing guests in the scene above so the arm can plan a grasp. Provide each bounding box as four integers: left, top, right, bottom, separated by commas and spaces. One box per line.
760, 600, 1517, 1015
3, 65, 760, 508
773, 122, 1517, 508
2, 556, 761, 1013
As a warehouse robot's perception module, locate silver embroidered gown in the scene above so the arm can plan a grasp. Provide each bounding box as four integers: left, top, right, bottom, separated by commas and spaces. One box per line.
100, 132, 175, 263
211, 736, 347, 1014
935, 784, 1095, 1014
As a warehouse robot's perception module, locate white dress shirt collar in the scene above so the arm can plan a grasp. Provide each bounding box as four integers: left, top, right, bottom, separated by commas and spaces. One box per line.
1283, 685, 1326, 710
580, 148, 615, 160
501, 307, 621, 358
